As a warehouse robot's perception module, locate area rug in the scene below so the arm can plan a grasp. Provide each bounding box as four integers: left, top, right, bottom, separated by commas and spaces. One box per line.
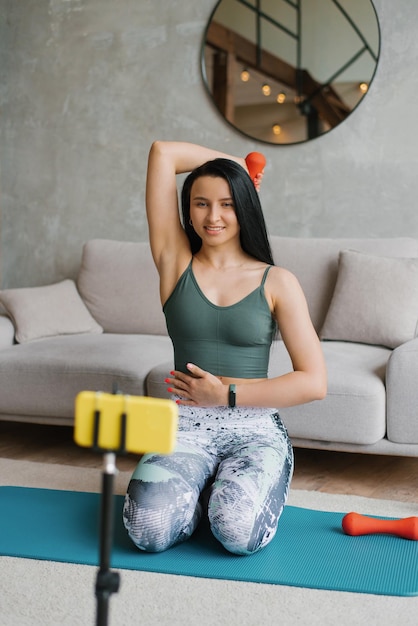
1, 485, 417, 597
1, 459, 418, 626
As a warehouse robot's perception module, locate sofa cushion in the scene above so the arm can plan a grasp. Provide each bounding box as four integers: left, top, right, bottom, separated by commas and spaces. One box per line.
0, 314, 15, 348
146, 340, 390, 446
320, 250, 418, 349
145, 360, 174, 400
0, 280, 103, 343
269, 340, 389, 445
77, 239, 167, 335
386, 337, 418, 444
270, 236, 418, 332
0, 334, 173, 419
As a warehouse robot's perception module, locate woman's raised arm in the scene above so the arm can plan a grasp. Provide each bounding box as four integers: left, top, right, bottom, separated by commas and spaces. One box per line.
145, 141, 247, 272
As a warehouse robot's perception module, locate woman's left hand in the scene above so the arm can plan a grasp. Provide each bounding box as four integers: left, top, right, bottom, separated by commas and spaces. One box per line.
165, 363, 226, 406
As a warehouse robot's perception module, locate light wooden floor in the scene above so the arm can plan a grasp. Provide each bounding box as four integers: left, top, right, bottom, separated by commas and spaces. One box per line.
1, 420, 417, 503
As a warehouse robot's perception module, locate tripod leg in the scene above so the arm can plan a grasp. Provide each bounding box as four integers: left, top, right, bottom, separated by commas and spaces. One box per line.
96, 453, 120, 626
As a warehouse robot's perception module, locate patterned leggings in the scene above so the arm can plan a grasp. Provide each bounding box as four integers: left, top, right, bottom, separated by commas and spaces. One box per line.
123, 403, 294, 556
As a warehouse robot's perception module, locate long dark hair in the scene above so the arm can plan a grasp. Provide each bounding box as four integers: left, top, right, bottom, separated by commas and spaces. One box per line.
181, 158, 274, 265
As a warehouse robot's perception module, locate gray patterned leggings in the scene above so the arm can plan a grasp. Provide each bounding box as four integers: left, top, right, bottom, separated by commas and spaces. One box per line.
123, 404, 294, 555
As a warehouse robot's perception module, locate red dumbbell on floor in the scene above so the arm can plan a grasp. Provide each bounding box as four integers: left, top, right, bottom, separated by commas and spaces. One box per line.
342, 512, 418, 540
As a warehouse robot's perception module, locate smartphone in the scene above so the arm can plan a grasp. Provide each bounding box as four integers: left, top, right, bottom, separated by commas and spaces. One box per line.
74, 391, 178, 455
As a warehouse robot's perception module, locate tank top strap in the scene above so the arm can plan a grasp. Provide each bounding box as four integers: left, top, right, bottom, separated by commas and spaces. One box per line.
260, 265, 273, 286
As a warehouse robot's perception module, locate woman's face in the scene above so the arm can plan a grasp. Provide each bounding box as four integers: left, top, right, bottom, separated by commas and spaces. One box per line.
189, 176, 240, 247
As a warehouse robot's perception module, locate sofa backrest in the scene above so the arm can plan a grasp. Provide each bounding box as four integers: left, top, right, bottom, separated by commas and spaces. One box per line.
270, 236, 418, 331
77, 237, 418, 336
77, 239, 167, 335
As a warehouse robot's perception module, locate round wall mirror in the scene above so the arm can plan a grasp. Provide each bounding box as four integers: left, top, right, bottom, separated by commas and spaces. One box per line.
201, 0, 380, 145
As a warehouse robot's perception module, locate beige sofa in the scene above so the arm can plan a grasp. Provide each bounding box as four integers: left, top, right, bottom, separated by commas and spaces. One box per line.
1, 236, 418, 458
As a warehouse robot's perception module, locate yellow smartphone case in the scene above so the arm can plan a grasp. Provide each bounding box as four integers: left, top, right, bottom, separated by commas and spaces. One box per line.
74, 391, 178, 455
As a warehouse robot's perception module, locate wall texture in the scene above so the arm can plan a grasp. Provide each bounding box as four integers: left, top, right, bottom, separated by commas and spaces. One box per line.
0, 0, 417, 288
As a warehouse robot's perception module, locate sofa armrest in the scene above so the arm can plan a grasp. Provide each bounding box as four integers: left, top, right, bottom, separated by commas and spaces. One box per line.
0, 314, 15, 349
386, 337, 418, 444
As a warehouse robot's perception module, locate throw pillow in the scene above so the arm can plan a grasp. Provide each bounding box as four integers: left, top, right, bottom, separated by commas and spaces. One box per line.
320, 250, 418, 349
0, 279, 103, 343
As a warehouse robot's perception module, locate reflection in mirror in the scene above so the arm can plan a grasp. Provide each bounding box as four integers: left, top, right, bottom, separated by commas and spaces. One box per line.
202, 0, 380, 145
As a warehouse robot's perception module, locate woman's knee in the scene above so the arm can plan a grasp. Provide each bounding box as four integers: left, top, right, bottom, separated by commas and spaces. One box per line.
123, 478, 201, 552
208, 485, 277, 555
208, 447, 292, 555
124, 443, 216, 552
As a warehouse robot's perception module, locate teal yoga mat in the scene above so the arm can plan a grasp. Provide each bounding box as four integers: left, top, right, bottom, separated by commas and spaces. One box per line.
0, 486, 417, 596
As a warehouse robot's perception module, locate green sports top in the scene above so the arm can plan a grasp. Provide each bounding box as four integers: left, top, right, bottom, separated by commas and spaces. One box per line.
163, 261, 276, 378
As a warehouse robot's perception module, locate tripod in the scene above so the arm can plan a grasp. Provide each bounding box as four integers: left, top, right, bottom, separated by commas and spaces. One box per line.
74, 390, 178, 626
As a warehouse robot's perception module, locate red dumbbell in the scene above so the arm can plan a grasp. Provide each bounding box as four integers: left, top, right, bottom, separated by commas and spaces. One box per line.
342, 512, 418, 540
245, 152, 266, 181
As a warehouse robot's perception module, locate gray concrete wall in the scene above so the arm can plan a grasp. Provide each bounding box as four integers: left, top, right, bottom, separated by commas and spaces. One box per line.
0, 0, 416, 288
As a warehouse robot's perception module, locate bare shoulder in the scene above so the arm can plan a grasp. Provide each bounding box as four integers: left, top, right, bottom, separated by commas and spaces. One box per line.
267, 265, 302, 291
265, 265, 307, 310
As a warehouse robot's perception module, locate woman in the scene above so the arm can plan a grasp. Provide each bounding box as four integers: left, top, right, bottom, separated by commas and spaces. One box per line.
123, 141, 327, 555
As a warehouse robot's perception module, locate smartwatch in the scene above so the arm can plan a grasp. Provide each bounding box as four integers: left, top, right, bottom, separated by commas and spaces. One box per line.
228, 384, 236, 408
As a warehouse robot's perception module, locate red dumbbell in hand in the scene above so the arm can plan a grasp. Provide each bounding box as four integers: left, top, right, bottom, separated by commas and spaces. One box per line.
245, 152, 266, 189
342, 512, 418, 540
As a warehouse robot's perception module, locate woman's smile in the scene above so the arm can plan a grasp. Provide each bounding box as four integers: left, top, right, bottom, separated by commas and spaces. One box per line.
204, 225, 225, 234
